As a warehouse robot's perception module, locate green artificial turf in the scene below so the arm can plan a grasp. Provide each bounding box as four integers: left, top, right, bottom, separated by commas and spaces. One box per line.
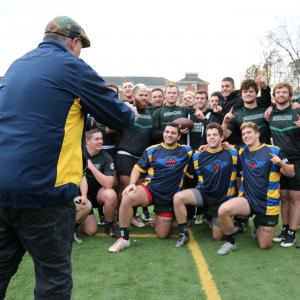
4, 220, 300, 300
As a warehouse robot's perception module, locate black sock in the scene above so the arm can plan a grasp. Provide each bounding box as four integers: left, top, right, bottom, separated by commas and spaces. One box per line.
98, 207, 104, 218
105, 221, 113, 231
178, 223, 188, 234
119, 227, 129, 240
225, 233, 235, 245
75, 223, 80, 231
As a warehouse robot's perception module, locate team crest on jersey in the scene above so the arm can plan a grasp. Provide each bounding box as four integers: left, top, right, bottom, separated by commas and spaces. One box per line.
245, 158, 265, 170
165, 158, 177, 167
205, 160, 228, 173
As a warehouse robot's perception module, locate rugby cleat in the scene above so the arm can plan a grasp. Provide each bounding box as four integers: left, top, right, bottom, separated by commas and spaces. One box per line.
175, 233, 189, 248
108, 238, 130, 253
217, 242, 237, 255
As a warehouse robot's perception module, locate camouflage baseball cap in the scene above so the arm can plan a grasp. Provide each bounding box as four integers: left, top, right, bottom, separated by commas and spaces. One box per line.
45, 16, 90, 48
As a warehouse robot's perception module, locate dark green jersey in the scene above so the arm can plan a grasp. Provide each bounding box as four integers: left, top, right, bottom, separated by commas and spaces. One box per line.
152, 105, 194, 143
228, 106, 271, 145
269, 106, 300, 160
85, 151, 114, 192
117, 108, 153, 156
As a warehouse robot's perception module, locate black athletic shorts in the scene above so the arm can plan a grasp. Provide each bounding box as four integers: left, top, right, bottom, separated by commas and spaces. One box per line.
115, 153, 139, 176
83, 190, 103, 215
280, 158, 300, 191
139, 184, 174, 217
253, 214, 279, 227
243, 196, 279, 227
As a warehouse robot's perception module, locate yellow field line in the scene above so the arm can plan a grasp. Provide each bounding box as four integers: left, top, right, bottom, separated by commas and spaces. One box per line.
188, 229, 221, 300
95, 233, 177, 238
96, 230, 221, 299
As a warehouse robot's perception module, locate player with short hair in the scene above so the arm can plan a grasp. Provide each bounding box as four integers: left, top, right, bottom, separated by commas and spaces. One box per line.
152, 84, 201, 144
121, 80, 135, 103
115, 84, 153, 226
78, 129, 117, 238
109, 123, 193, 253
217, 122, 294, 255
222, 79, 271, 145
269, 82, 300, 247
148, 88, 165, 115
173, 123, 237, 247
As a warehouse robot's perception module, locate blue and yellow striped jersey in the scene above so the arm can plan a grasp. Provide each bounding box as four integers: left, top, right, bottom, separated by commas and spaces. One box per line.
238, 144, 289, 215
193, 147, 237, 208
134, 143, 193, 207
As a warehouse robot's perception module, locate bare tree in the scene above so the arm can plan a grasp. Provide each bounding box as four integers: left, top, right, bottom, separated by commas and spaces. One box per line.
267, 18, 300, 82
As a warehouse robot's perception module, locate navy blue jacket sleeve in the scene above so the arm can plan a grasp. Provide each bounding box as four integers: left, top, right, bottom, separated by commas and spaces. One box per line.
63, 57, 135, 130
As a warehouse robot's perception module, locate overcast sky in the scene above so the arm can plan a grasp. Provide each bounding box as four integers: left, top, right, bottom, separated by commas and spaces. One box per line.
1, 0, 299, 92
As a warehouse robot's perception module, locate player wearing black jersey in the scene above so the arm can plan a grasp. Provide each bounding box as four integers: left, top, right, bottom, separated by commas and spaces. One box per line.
148, 88, 165, 116
152, 84, 202, 144
115, 84, 153, 227
79, 129, 117, 238
269, 82, 300, 247
190, 90, 222, 150
222, 79, 271, 146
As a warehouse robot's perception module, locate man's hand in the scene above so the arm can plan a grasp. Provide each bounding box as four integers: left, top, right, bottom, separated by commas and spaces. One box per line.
292, 102, 300, 109
87, 159, 95, 171
294, 114, 300, 127
194, 108, 205, 120
105, 127, 116, 134
221, 141, 234, 150
80, 195, 88, 205
264, 106, 273, 121
223, 107, 234, 124
213, 104, 222, 114
255, 75, 268, 89
180, 127, 190, 134
270, 153, 284, 167
122, 183, 137, 197
198, 144, 208, 152
125, 102, 139, 121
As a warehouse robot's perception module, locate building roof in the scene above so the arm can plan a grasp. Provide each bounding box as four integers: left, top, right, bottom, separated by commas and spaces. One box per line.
177, 76, 208, 84
102, 76, 168, 86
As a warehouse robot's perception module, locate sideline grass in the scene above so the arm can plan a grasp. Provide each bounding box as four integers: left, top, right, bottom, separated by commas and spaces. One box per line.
193, 223, 300, 300
5, 227, 204, 300
5, 222, 300, 300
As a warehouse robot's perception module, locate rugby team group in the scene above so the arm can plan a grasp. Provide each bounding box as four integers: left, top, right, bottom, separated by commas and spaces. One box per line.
76, 77, 300, 255
2, 16, 300, 299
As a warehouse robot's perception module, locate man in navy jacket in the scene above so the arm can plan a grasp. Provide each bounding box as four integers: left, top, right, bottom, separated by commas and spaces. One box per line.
0, 16, 134, 300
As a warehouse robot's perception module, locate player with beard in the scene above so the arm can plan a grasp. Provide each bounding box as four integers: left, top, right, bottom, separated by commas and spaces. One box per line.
173, 123, 237, 247
109, 123, 193, 253
217, 122, 294, 255
115, 84, 153, 226
269, 82, 300, 247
